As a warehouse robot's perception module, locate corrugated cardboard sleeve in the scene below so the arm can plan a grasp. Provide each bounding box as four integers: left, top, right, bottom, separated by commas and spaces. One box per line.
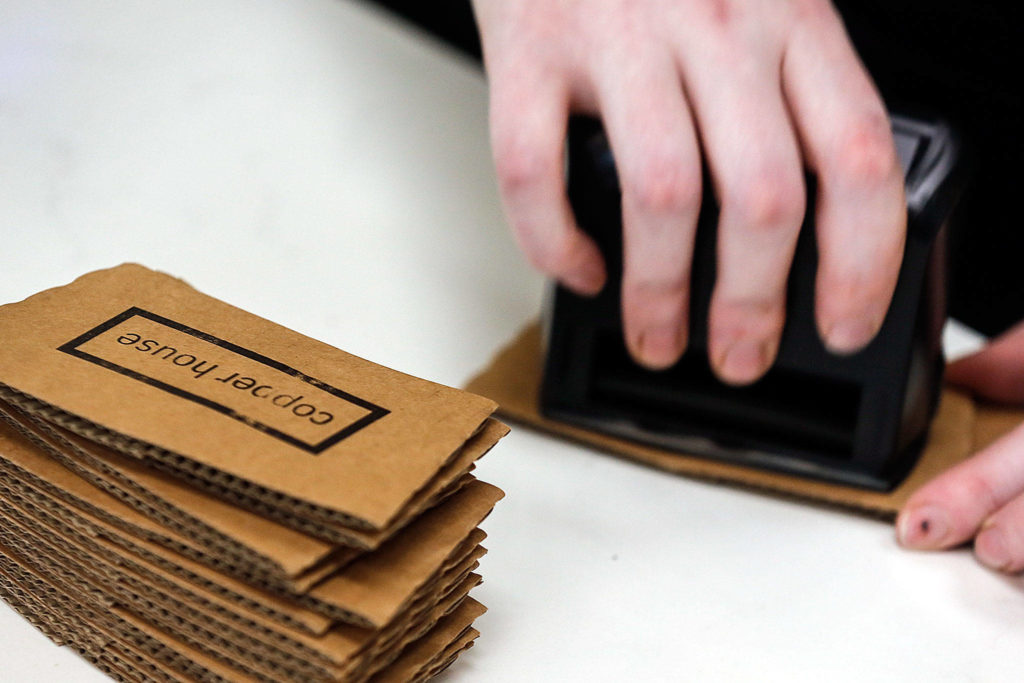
466, 323, 1024, 518
0, 264, 499, 530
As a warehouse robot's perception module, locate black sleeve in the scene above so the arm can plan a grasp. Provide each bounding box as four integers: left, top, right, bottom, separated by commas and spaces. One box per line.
835, 0, 1024, 336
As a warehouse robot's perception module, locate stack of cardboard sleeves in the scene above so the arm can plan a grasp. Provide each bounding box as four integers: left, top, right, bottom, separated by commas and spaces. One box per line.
0, 264, 507, 682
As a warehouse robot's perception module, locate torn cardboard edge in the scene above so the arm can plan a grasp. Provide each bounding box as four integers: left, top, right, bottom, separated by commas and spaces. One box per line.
2, 531, 446, 683
0, 432, 499, 630
466, 323, 1024, 518
0, 482, 489, 674
1, 386, 506, 551
0, 399, 333, 576
0, 527, 302, 683
371, 598, 487, 683
0, 399, 506, 585
0, 516, 323, 675
0, 517, 327, 681
0, 417, 502, 624
0, 545, 208, 680
0, 512, 486, 681
0, 438, 501, 631
0, 422, 308, 598
1, 534, 489, 683
0, 461, 330, 635
0, 264, 502, 530
0, 489, 487, 679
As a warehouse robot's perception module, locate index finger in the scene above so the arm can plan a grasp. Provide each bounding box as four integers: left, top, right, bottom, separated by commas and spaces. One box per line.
488, 69, 607, 295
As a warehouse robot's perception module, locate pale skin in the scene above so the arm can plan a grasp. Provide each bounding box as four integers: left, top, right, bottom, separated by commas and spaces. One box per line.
900, 322, 1024, 572
471, 0, 1024, 573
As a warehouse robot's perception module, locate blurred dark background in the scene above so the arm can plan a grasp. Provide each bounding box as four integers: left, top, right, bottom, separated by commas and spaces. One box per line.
368, 0, 1022, 337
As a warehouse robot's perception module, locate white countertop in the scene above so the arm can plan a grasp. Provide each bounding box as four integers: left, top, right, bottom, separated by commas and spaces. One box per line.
0, 1, 1019, 681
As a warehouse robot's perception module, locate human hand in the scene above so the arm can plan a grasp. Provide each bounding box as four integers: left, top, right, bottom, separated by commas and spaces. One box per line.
472, 0, 906, 383
897, 320, 1024, 572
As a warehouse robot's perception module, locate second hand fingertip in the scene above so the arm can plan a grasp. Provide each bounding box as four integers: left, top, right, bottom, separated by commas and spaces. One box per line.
896, 504, 951, 549
974, 527, 1012, 572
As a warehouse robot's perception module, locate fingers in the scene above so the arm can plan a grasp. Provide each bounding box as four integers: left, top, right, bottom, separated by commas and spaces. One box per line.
674, 19, 806, 384
487, 63, 607, 296
947, 319, 1024, 404
897, 424, 1024, 566
482, 0, 905, 381
974, 492, 1024, 573
781, 2, 906, 354
596, 51, 703, 369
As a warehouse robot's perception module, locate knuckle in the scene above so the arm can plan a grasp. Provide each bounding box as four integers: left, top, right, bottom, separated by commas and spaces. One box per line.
492, 136, 559, 195
625, 155, 702, 216
820, 234, 904, 298
829, 115, 901, 188
627, 271, 691, 300
623, 276, 691, 325
955, 473, 1002, 518
713, 296, 784, 334
726, 172, 805, 231
704, 0, 734, 28
519, 227, 575, 275
494, 148, 557, 195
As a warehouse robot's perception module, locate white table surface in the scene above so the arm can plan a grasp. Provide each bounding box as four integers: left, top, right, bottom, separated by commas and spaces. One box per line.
0, 1, 1019, 681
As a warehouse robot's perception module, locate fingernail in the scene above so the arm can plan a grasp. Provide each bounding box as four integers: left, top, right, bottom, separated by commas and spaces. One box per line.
825, 316, 880, 354
637, 325, 682, 369
715, 338, 770, 385
975, 527, 1011, 571
896, 505, 951, 548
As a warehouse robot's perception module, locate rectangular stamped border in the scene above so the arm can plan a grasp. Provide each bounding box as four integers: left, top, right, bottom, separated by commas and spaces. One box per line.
57, 306, 389, 454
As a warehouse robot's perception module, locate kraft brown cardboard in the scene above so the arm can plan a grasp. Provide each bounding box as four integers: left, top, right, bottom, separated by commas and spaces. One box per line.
0, 504, 335, 671
466, 323, 1024, 518
0, 420, 285, 590
6, 562, 482, 683
305, 479, 501, 628
0, 543, 135, 657
0, 517, 332, 681
2, 517, 488, 682
0, 554, 108, 655
0, 266, 504, 682
5, 527, 289, 681
0, 417, 501, 625
110, 415, 504, 551
0, 399, 334, 579
339, 557, 485, 677
0, 398, 506, 580
370, 598, 487, 683
331, 418, 508, 550
0, 431, 500, 634
1, 489, 488, 677
0, 463, 334, 635
972, 401, 1024, 453
112, 606, 261, 682
0, 559, 192, 683
0, 527, 297, 682
0, 264, 498, 530
417, 632, 479, 683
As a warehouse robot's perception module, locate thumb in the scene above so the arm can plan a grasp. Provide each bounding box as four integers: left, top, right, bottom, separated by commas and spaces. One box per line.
947, 319, 1024, 405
